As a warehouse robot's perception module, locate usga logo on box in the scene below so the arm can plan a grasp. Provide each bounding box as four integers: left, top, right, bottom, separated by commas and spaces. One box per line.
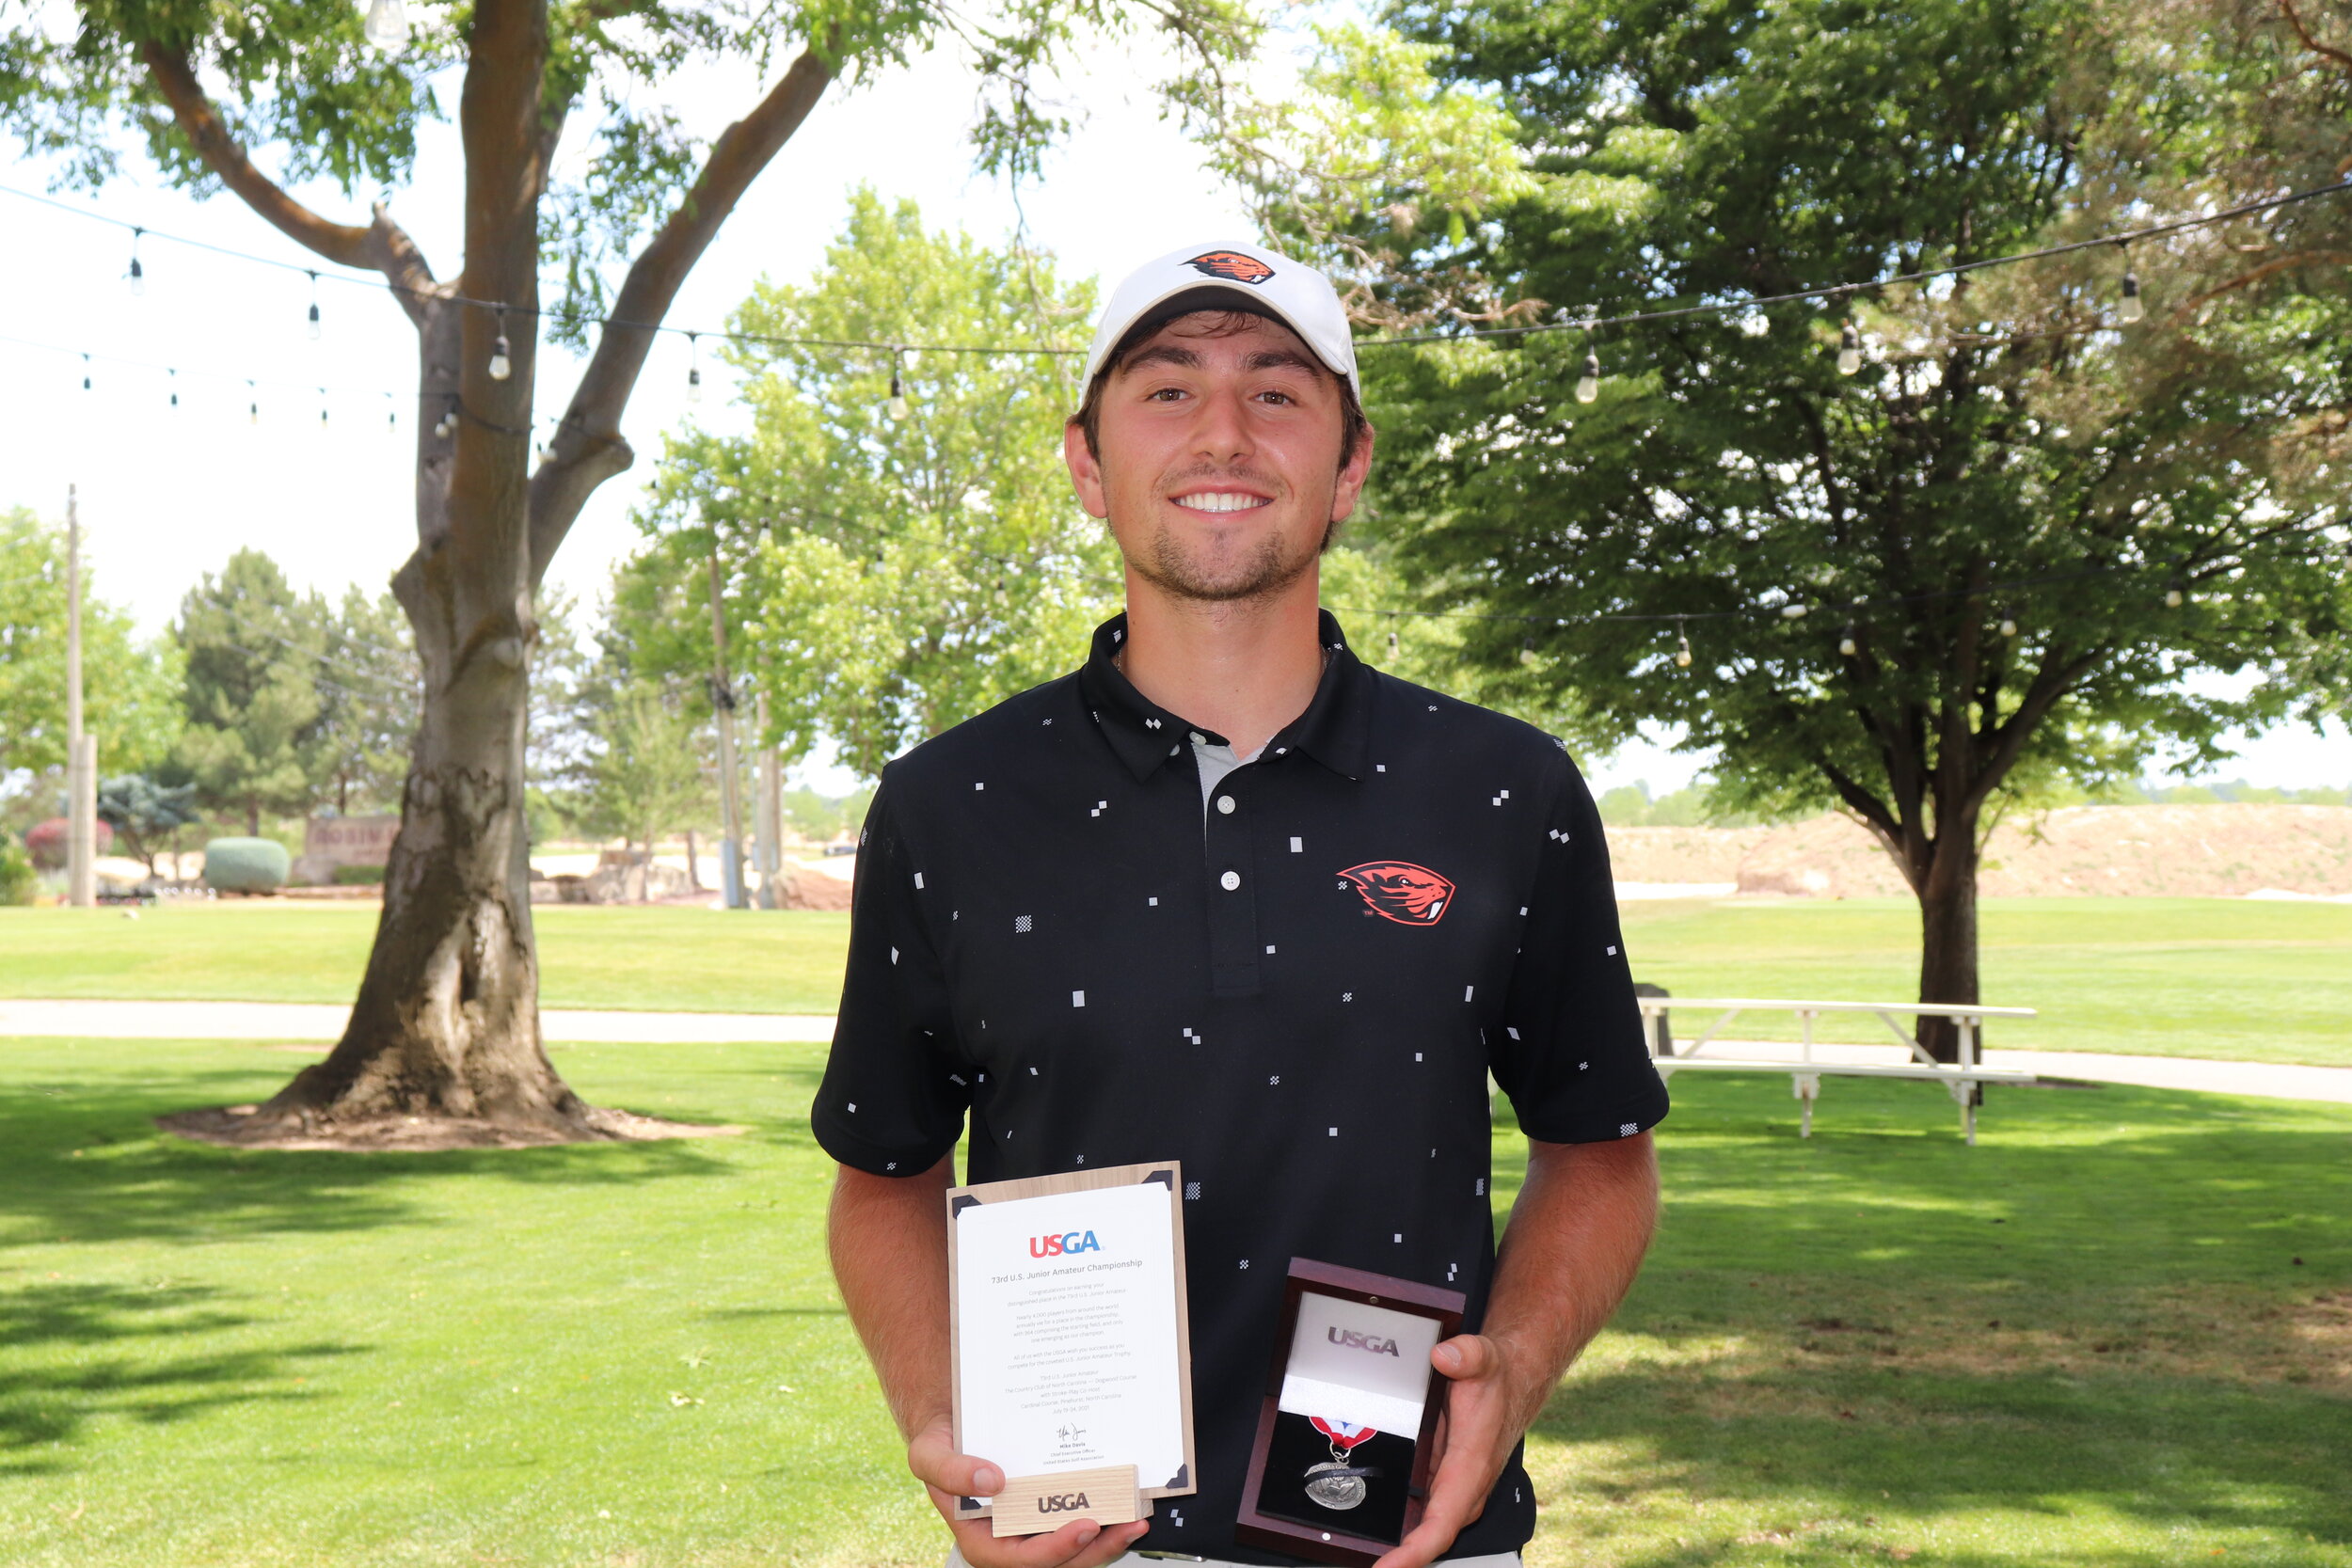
1028, 1230, 1103, 1259
1036, 1492, 1093, 1514
1329, 1325, 1401, 1356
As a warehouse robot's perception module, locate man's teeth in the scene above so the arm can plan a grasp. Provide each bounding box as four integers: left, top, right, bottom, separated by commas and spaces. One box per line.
1174, 492, 1269, 514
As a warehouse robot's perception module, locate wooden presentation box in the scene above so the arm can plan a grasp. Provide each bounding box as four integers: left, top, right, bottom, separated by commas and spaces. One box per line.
1234, 1259, 1466, 1567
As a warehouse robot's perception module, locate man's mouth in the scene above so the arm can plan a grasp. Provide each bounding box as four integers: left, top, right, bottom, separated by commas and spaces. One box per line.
1169, 490, 1273, 515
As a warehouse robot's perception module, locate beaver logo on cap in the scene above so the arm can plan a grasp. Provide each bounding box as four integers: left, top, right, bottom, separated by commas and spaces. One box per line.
1182, 250, 1275, 286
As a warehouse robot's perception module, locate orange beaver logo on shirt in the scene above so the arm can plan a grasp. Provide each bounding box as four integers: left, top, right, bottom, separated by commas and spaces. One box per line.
1337, 861, 1455, 926
1182, 250, 1275, 285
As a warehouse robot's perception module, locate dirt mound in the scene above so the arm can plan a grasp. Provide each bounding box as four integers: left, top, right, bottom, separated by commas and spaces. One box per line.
1607, 804, 2352, 897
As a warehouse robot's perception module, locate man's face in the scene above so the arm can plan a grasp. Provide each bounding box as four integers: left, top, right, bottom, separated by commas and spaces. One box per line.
1064, 311, 1374, 604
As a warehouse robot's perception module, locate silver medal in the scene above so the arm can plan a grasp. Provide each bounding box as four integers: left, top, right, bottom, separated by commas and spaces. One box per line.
1304, 1459, 1366, 1512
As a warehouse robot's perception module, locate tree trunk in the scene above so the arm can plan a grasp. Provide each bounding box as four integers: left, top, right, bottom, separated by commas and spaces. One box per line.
685, 828, 702, 891
1914, 834, 1982, 1065
246, 799, 260, 836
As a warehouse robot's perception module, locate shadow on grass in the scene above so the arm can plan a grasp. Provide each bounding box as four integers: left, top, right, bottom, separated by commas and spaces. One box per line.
1501, 1074, 2352, 1561
0, 1055, 754, 1249
0, 1280, 357, 1478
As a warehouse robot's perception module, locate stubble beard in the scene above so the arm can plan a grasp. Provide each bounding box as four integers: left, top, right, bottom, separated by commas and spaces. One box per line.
1118, 477, 1331, 606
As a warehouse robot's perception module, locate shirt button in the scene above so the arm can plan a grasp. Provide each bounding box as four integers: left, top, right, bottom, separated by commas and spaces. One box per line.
1219, 870, 1241, 891
1216, 795, 1236, 815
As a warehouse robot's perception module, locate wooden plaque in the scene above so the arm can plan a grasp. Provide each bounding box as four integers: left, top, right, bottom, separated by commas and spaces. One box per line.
989, 1465, 1144, 1536
946, 1161, 1197, 1528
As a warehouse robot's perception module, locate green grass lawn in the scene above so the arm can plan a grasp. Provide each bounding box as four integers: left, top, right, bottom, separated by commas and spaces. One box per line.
0, 1038, 2344, 1566
4, 895, 2348, 1065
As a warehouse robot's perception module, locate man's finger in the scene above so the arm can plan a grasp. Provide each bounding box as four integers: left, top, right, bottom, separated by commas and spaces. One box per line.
1431, 1332, 1497, 1381
909, 1429, 1005, 1499
946, 1514, 1152, 1568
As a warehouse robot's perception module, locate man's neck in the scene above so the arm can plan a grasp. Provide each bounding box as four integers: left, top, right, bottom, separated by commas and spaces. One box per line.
1117, 566, 1326, 758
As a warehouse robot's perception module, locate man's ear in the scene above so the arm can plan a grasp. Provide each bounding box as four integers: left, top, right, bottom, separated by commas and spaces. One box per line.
1328, 419, 1377, 527
1064, 420, 1111, 520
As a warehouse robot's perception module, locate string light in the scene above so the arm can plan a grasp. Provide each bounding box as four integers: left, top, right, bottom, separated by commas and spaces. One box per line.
1574, 349, 1600, 404
1674, 626, 1692, 669
2117, 243, 2145, 325
361, 0, 410, 51
1837, 320, 1863, 376
167, 367, 178, 408
2165, 577, 2185, 608
306, 272, 321, 340
488, 309, 512, 381
886, 348, 910, 420
687, 332, 702, 402
81, 353, 90, 391
1780, 603, 1808, 619
127, 228, 144, 295
385, 390, 395, 432
1519, 640, 1538, 666
1839, 625, 1859, 657
1998, 615, 2018, 637
318, 388, 328, 429
247, 380, 259, 424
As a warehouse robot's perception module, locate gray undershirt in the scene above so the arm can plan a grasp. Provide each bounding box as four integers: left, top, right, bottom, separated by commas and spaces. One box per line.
1189, 733, 1265, 815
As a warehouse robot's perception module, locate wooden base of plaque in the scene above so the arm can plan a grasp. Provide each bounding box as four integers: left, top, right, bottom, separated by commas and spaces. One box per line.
990, 1465, 1145, 1537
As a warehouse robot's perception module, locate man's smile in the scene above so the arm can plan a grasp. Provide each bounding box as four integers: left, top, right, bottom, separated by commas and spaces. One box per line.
1168, 489, 1273, 515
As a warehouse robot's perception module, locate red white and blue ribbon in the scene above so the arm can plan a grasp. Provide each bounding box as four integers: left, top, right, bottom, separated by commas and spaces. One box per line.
1311, 1417, 1377, 1450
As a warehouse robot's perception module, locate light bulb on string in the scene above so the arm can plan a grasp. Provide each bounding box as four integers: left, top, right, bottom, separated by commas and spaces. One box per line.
1837, 319, 1863, 376
361, 0, 410, 51
488, 309, 512, 381
1839, 625, 1859, 657
1519, 640, 1539, 667
1574, 349, 1600, 404
81, 354, 91, 391
1674, 626, 1692, 670
686, 333, 703, 403
2165, 577, 2185, 609
1780, 602, 1808, 620
886, 349, 910, 420
1388, 626, 1401, 657
168, 368, 178, 408
128, 228, 145, 295
2116, 242, 2145, 325
385, 392, 396, 433
307, 272, 322, 341
319, 389, 329, 430
248, 381, 260, 425
1998, 616, 2017, 638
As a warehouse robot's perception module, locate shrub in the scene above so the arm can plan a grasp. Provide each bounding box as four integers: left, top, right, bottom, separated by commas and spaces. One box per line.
332, 863, 387, 885
203, 837, 291, 894
24, 816, 115, 870
0, 839, 35, 906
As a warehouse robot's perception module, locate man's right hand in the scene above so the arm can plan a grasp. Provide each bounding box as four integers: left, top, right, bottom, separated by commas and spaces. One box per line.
909, 1418, 1152, 1568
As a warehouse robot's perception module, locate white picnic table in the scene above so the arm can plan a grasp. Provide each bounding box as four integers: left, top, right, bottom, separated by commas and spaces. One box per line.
1637, 996, 2041, 1145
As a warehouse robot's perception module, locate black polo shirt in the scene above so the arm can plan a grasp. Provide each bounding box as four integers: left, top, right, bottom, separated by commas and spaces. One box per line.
813, 610, 1668, 1565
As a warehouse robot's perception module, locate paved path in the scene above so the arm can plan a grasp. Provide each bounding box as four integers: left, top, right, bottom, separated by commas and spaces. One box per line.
4, 999, 2347, 1106
0, 999, 834, 1044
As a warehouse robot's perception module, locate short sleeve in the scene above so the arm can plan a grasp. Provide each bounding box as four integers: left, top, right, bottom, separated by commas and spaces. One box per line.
1489, 751, 1670, 1144
810, 771, 971, 1176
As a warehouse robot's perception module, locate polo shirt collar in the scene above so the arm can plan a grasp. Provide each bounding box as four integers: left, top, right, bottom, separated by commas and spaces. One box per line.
1077, 609, 1373, 784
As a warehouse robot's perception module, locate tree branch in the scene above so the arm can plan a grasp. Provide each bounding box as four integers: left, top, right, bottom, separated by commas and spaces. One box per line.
527, 33, 841, 583
140, 41, 441, 324
2278, 0, 2352, 76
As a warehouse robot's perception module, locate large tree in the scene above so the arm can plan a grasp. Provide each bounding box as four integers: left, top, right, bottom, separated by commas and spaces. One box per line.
4, 0, 1248, 1142
1288, 0, 2352, 1056
173, 548, 331, 835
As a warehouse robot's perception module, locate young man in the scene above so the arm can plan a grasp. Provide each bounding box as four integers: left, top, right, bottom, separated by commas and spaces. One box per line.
818, 241, 1667, 1568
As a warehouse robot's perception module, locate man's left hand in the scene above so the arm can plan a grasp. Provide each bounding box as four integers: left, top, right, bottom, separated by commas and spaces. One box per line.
1369, 1332, 1533, 1568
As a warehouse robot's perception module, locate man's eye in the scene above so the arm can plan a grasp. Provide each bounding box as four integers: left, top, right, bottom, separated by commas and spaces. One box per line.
1148, 387, 1187, 402
1257, 390, 1295, 405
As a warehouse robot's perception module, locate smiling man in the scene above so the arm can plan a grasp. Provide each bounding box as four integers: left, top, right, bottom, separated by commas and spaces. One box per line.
818, 242, 1669, 1568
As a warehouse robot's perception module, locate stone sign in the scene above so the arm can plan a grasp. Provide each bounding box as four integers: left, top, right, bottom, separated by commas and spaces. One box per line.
294, 816, 401, 885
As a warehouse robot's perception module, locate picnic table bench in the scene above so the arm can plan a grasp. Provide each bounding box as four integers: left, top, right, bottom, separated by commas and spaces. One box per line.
1636, 996, 2041, 1145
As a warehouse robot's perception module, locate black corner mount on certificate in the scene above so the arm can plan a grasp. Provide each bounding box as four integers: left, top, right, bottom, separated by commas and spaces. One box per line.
1235, 1258, 1466, 1568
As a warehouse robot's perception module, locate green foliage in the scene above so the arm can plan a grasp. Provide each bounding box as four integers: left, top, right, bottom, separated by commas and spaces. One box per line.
634, 191, 1121, 779
1594, 780, 1776, 828
1361, 0, 2351, 868
96, 774, 202, 874
201, 836, 291, 894
781, 785, 872, 843
172, 551, 330, 836
315, 589, 420, 816
0, 838, 34, 906
331, 863, 388, 885
0, 507, 186, 784
1184, 21, 1539, 327
580, 682, 713, 854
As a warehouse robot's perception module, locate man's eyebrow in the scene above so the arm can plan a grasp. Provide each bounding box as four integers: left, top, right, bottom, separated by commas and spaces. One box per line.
1242, 348, 1324, 375
1119, 344, 1205, 374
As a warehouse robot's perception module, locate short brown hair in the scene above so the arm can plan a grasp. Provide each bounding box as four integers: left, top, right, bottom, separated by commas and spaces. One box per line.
1069, 293, 1372, 477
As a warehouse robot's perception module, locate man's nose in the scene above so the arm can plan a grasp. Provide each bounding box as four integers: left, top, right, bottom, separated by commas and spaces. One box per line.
1187, 385, 1255, 464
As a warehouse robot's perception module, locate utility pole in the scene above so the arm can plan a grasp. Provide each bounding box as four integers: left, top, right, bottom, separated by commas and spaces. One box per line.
754, 689, 781, 911
65, 485, 97, 909
707, 550, 747, 910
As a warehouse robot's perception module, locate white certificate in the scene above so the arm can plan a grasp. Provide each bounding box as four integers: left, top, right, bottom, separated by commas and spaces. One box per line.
948, 1164, 1195, 1509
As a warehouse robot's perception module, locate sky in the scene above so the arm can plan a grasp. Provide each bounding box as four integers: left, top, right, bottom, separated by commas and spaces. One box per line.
0, 14, 2342, 798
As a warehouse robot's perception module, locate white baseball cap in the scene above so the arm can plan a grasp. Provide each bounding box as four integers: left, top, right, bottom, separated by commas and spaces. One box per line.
1081, 240, 1359, 399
